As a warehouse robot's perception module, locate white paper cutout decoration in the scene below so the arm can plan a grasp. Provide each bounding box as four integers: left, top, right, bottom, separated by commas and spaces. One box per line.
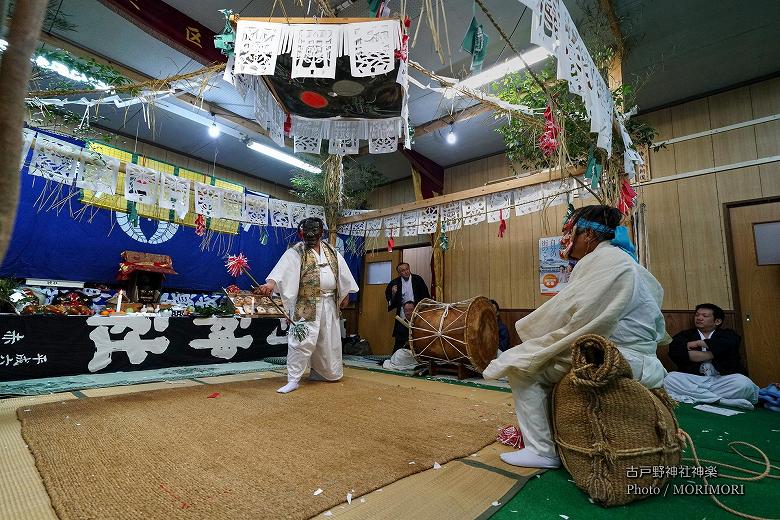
28, 135, 80, 185
77, 150, 119, 195
242, 193, 269, 225
158, 173, 191, 218
124, 164, 159, 205
194, 182, 223, 218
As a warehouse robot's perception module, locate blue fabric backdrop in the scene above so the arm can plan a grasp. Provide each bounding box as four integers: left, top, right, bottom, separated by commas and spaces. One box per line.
1, 129, 363, 293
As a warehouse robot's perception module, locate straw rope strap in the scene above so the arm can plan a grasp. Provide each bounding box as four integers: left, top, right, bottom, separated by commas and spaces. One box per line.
680, 430, 779, 520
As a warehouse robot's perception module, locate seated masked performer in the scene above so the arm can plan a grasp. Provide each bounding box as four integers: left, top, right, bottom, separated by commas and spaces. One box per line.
482, 205, 668, 469
256, 218, 359, 394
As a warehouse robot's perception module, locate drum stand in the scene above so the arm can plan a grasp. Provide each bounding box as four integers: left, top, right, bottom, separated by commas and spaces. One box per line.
422, 360, 480, 380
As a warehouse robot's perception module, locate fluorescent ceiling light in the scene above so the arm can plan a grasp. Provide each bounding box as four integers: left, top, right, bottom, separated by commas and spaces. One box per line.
0, 39, 111, 90
454, 46, 550, 91
246, 140, 321, 173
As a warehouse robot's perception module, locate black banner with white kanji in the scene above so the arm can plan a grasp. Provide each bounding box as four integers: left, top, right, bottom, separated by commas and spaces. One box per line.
0, 315, 286, 382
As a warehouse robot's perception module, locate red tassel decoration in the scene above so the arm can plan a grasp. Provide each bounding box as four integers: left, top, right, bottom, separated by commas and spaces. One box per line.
498, 209, 507, 238
194, 214, 206, 236
388, 236, 395, 252
539, 104, 560, 156
283, 113, 292, 136
617, 178, 637, 215
497, 425, 524, 449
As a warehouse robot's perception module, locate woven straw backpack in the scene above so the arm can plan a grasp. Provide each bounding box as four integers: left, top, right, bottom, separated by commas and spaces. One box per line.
552, 334, 683, 506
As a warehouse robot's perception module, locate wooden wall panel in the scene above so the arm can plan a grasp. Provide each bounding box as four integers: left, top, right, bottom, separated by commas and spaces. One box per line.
715, 167, 763, 204
759, 163, 780, 197
754, 120, 780, 158
712, 127, 757, 166
750, 76, 780, 117
508, 213, 536, 309
673, 138, 714, 174
671, 97, 711, 137
708, 86, 753, 127
648, 144, 677, 178
676, 175, 732, 308
487, 156, 513, 307
640, 107, 677, 178
637, 183, 689, 309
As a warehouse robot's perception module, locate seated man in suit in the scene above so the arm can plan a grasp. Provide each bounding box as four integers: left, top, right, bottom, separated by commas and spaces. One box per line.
385, 262, 430, 351
664, 303, 759, 410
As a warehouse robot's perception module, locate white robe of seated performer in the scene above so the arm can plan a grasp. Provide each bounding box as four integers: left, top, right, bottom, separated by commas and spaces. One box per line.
267, 245, 359, 383
482, 242, 668, 458
663, 372, 759, 405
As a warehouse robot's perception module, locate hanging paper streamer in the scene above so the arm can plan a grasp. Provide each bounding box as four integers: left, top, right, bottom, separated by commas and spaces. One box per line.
585, 145, 603, 190
439, 222, 449, 251
539, 105, 560, 156
259, 226, 269, 245
562, 202, 575, 226
368, 0, 390, 17
214, 9, 236, 56
461, 16, 489, 73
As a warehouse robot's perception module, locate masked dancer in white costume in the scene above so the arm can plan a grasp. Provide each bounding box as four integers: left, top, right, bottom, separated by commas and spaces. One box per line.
256, 218, 359, 394
483, 205, 669, 469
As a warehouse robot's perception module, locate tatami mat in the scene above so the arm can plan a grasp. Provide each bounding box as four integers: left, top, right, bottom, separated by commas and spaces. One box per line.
80, 379, 202, 397
0, 394, 75, 520
317, 443, 539, 519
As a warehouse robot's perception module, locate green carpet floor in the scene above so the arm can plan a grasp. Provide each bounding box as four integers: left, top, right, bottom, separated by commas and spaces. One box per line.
490, 404, 780, 519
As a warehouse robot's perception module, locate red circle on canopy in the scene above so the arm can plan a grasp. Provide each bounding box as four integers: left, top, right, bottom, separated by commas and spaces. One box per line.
300, 91, 328, 108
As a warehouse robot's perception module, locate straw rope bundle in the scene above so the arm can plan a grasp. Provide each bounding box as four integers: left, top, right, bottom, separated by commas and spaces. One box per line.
552, 334, 683, 506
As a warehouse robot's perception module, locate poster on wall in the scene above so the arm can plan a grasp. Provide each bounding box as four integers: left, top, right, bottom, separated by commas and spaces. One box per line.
539, 236, 572, 295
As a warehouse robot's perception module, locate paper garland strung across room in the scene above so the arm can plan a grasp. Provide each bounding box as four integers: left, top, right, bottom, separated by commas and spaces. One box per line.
487, 192, 512, 223
401, 210, 420, 237
417, 206, 439, 235
462, 196, 487, 226
194, 183, 224, 219
76, 150, 119, 196
28, 135, 80, 185
365, 217, 382, 238
383, 214, 401, 239
242, 193, 270, 225
124, 164, 159, 206
221, 189, 246, 222
287, 202, 308, 229
269, 199, 292, 228
441, 201, 462, 231
158, 173, 191, 219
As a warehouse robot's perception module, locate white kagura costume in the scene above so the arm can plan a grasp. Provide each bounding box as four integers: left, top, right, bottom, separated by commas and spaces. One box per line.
483, 241, 668, 458
267, 241, 359, 383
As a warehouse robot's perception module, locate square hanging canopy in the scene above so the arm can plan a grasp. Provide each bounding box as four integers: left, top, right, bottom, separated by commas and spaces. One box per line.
224, 16, 411, 155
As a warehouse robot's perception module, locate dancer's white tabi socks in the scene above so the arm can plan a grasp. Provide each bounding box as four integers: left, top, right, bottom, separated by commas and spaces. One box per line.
277, 380, 300, 394
499, 448, 561, 469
